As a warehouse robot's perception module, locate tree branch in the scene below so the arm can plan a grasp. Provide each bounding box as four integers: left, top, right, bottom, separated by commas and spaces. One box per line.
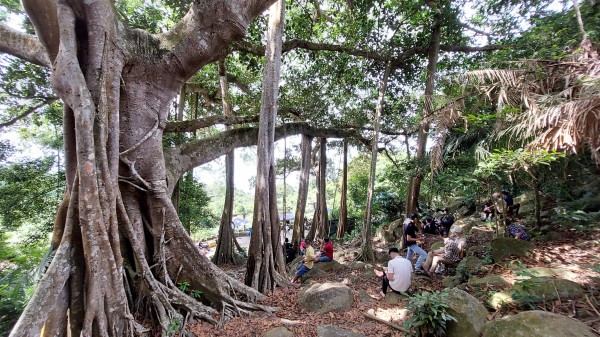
165, 122, 365, 181
233, 39, 503, 68
155, 0, 277, 79
0, 98, 59, 129
0, 23, 51, 67
165, 115, 259, 132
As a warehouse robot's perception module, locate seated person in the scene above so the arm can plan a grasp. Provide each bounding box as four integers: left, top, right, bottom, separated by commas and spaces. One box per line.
439, 208, 455, 236
299, 239, 306, 255
480, 199, 495, 222
374, 247, 412, 299
291, 240, 316, 285
502, 191, 520, 215
284, 238, 296, 264
507, 219, 530, 241
422, 218, 438, 235
315, 237, 334, 262
423, 226, 464, 275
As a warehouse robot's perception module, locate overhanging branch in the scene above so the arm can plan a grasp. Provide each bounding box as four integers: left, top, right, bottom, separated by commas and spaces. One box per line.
165, 122, 366, 181
0, 23, 51, 67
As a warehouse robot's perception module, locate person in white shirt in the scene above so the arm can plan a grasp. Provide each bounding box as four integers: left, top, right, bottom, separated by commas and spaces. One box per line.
374, 247, 413, 299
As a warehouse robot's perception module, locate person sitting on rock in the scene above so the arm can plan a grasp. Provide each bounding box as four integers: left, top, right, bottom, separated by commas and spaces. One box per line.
439, 208, 455, 236
374, 247, 412, 299
480, 199, 495, 222
291, 239, 316, 285
422, 226, 464, 276
500, 191, 520, 214
315, 237, 333, 262
299, 238, 306, 256
507, 218, 530, 241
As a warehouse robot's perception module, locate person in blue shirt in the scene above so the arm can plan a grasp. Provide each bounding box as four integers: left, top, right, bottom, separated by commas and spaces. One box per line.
506, 218, 530, 241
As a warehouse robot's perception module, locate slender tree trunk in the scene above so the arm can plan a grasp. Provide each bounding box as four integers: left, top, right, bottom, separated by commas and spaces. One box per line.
245, 0, 288, 292
527, 169, 542, 227
360, 62, 391, 261
337, 139, 348, 239
213, 58, 241, 264
177, 84, 186, 121
314, 138, 329, 238
292, 134, 313, 250
406, 13, 441, 215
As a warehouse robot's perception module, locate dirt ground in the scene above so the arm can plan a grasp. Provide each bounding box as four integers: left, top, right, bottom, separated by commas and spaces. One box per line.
188, 228, 600, 337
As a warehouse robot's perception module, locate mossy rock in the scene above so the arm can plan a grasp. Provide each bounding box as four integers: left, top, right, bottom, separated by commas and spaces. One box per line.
445, 288, 488, 337
468, 275, 511, 288
488, 291, 514, 309
490, 237, 532, 262
466, 244, 491, 257
511, 278, 584, 303
384, 291, 408, 305
451, 217, 479, 234
263, 327, 293, 337
482, 311, 597, 337
431, 241, 445, 251
442, 276, 463, 288
315, 260, 346, 272
517, 267, 568, 279
544, 231, 562, 241
457, 256, 483, 273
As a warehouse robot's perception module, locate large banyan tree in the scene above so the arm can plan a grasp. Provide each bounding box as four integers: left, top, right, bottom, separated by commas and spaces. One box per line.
0, 0, 279, 336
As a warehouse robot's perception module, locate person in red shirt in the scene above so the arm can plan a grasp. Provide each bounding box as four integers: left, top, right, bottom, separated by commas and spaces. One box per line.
316, 237, 333, 262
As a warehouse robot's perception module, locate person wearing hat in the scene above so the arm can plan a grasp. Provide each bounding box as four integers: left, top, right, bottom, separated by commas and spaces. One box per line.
422, 226, 464, 275
291, 239, 317, 285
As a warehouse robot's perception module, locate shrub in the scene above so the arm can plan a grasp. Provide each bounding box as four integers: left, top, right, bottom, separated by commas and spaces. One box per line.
403, 290, 456, 337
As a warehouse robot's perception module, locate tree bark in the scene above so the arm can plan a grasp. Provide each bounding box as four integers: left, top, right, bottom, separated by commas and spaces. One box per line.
337, 138, 348, 239
292, 134, 313, 250
7, 0, 277, 336
360, 62, 391, 261
406, 11, 442, 215
245, 0, 289, 293
313, 138, 329, 239
214, 58, 241, 265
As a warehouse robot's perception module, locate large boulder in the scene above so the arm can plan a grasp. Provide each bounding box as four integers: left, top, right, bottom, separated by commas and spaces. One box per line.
457, 256, 483, 274
300, 267, 328, 282
263, 327, 293, 337
430, 241, 445, 251
467, 275, 511, 288
442, 276, 463, 288
445, 288, 488, 337
511, 278, 584, 302
315, 260, 346, 272
490, 237, 532, 262
316, 325, 365, 337
482, 311, 597, 337
375, 218, 404, 243
451, 217, 479, 234
298, 282, 353, 313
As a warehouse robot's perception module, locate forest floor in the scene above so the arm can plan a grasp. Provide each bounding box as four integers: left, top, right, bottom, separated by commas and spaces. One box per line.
188, 227, 600, 337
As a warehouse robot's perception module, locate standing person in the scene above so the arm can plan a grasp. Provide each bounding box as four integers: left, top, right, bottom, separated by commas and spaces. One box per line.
316, 237, 333, 262
374, 247, 412, 298
291, 239, 316, 285
403, 212, 428, 273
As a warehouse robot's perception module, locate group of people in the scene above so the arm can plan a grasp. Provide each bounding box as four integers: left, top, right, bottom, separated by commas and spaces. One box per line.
480, 190, 521, 222
288, 193, 530, 298
290, 237, 334, 285
376, 211, 467, 299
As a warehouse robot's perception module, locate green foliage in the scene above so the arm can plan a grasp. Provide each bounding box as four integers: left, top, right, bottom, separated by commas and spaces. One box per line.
178, 173, 214, 231
474, 148, 565, 179
177, 281, 190, 292
166, 318, 181, 336
554, 209, 600, 231
403, 290, 457, 337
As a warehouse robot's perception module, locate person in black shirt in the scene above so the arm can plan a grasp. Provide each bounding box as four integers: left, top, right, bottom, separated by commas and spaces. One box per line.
403, 212, 428, 273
